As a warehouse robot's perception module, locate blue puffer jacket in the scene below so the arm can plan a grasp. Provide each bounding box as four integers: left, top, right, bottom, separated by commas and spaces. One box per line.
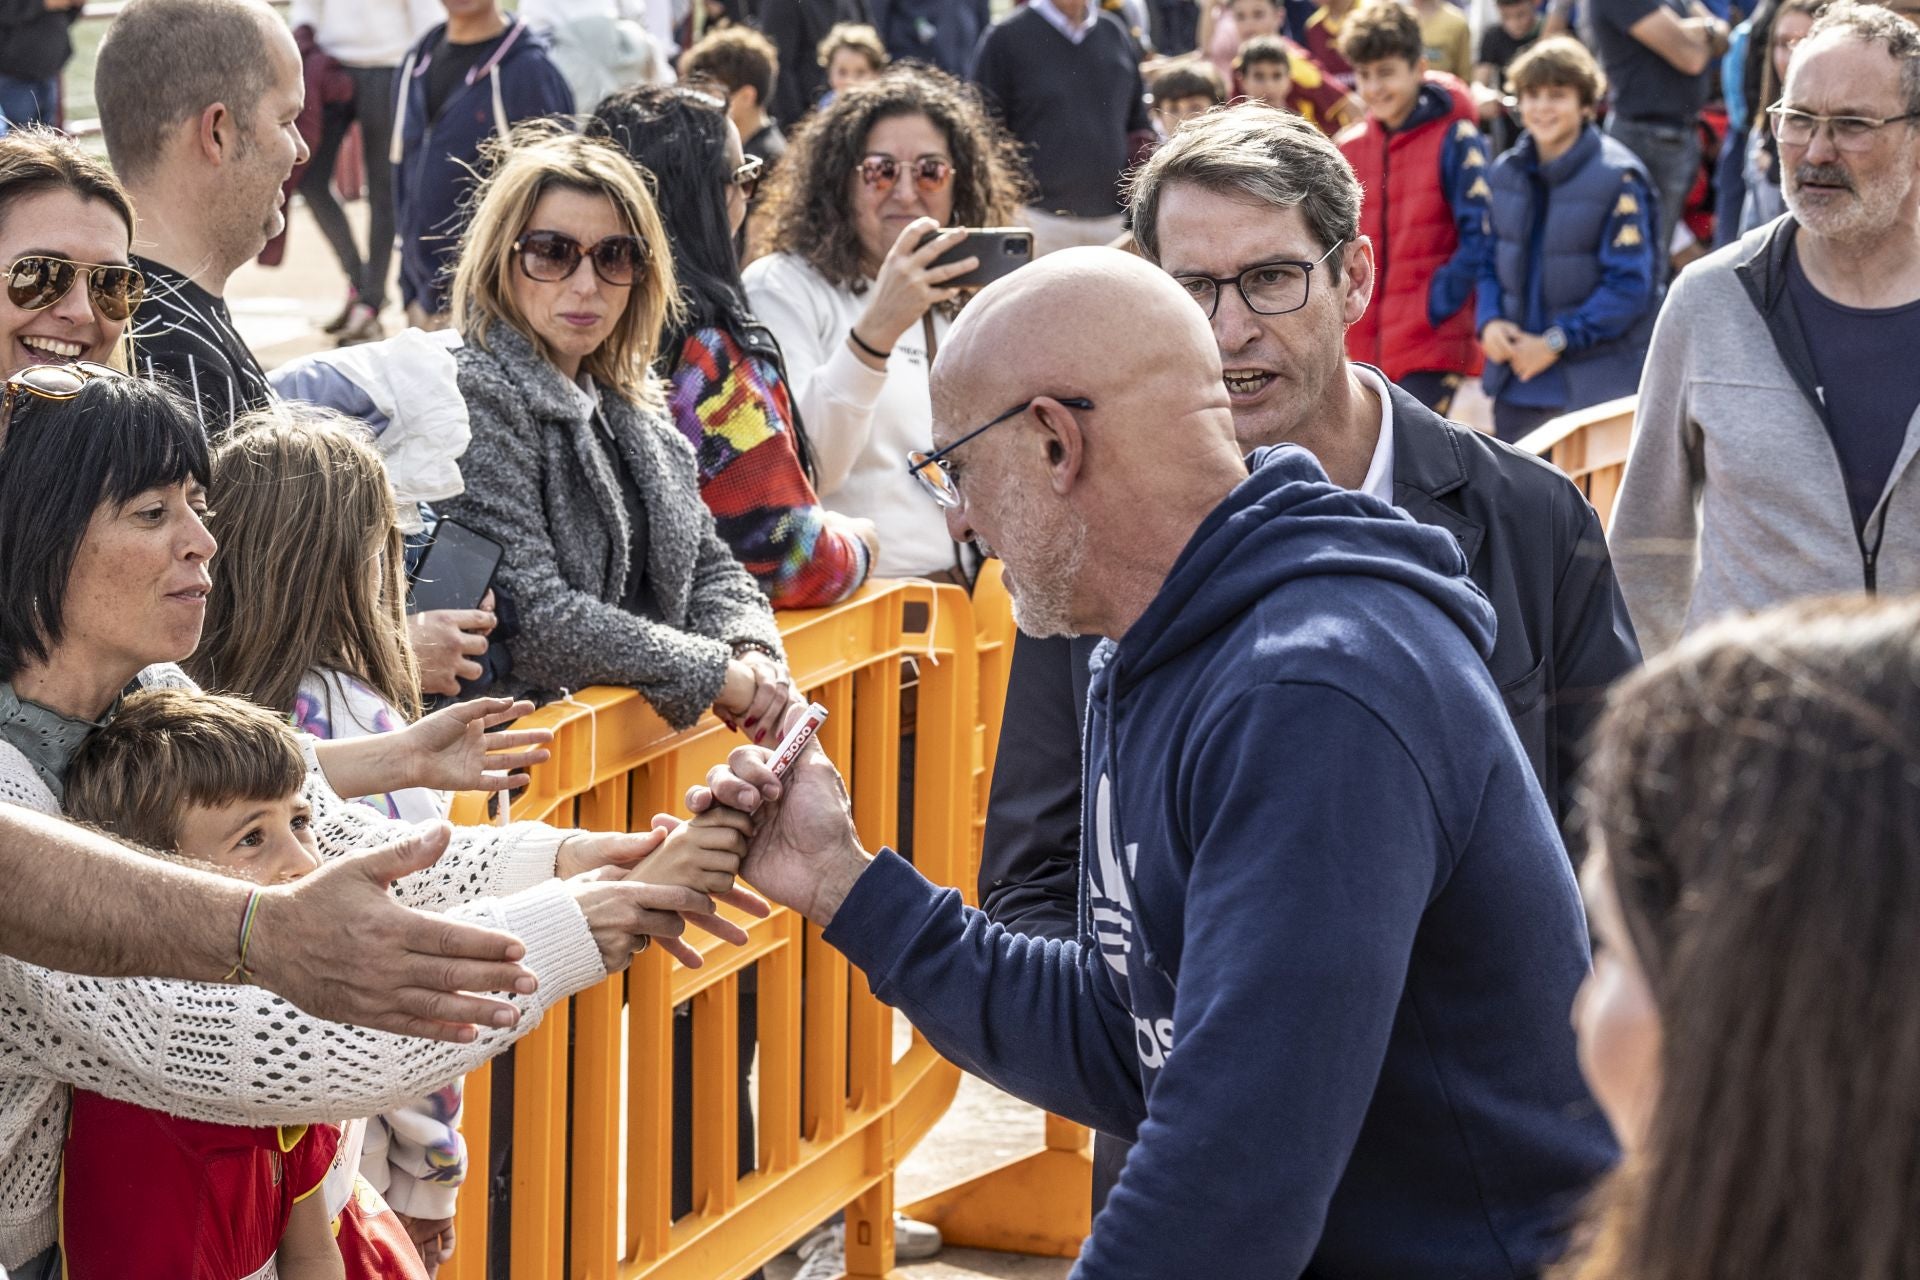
1478, 123, 1660, 411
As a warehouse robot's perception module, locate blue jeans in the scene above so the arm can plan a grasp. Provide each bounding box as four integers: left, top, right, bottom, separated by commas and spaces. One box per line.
1605, 114, 1700, 282
0, 75, 59, 128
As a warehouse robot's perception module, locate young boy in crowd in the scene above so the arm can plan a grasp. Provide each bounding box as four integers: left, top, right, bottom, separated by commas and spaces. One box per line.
1336, 0, 1493, 413
1475, 0, 1544, 151
1300, 0, 1359, 87
1228, 0, 1363, 130
1235, 33, 1361, 131
1476, 36, 1658, 442
393, 0, 573, 327
682, 25, 787, 172
816, 22, 886, 107
1149, 57, 1229, 138
58, 689, 752, 1279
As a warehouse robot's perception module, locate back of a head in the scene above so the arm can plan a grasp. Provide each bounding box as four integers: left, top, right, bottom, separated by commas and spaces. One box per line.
452, 122, 681, 403
65, 687, 307, 856
590, 84, 747, 342
1128, 103, 1361, 271
193, 407, 418, 720
0, 377, 206, 682
1576, 595, 1920, 1280
0, 126, 136, 245
761, 65, 1028, 288
94, 0, 280, 185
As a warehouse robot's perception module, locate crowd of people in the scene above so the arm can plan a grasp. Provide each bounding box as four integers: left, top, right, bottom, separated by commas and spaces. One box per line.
0, 0, 1915, 1275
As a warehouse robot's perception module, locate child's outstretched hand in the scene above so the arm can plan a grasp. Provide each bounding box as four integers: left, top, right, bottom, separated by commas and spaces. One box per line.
625, 804, 755, 898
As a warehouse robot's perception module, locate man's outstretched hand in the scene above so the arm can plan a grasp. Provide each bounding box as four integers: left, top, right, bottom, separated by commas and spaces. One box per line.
685, 705, 871, 928
246, 822, 538, 1042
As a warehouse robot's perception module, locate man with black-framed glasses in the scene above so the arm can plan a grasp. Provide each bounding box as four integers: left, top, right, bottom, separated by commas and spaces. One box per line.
1614, 0, 1920, 654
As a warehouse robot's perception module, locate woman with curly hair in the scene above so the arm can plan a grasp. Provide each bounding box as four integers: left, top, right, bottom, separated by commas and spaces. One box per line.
744, 67, 1027, 584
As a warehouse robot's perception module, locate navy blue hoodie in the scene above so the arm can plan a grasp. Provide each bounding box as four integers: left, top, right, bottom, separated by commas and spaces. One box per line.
392, 17, 573, 315
824, 446, 1616, 1277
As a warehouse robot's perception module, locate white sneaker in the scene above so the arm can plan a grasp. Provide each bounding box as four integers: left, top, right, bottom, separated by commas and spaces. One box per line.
789, 1214, 941, 1276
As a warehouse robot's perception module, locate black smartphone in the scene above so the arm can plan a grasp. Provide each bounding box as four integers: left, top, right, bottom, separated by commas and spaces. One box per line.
924, 227, 1035, 289
410, 519, 504, 614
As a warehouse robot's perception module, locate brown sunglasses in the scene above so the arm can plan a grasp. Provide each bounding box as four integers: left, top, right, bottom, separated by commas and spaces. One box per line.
1, 360, 130, 428
6, 255, 146, 322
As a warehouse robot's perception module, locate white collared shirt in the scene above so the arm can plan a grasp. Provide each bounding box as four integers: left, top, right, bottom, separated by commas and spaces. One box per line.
1352, 364, 1396, 503
1033, 0, 1101, 43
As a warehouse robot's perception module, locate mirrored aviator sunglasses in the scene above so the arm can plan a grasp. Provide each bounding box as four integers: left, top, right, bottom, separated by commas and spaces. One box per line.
5, 255, 146, 322
514, 231, 648, 286
1, 360, 129, 426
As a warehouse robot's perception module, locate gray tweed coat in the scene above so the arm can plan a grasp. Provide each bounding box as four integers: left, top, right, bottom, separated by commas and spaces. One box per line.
442, 324, 783, 729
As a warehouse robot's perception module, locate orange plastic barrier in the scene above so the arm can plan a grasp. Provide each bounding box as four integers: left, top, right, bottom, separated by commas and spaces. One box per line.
1516, 395, 1636, 531
441, 581, 990, 1279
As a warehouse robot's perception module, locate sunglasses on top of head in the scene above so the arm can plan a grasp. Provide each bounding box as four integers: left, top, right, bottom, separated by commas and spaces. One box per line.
854, 154, 955, 195
513, 230, 649, 286
6, 255, 146, 322
730, 154, 765, 200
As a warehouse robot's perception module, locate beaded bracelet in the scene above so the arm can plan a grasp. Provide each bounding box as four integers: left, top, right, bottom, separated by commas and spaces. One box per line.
731, 640, 781, 664
223, 887, 264, 984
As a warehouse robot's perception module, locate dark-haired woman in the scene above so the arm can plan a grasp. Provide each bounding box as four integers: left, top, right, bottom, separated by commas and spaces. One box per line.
592, 84, 876, 609
743, 67, 1026, 584
1557, 594, 1920, 1280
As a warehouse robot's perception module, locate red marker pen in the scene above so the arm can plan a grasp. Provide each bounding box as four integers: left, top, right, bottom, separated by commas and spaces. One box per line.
768, 702, 829, 780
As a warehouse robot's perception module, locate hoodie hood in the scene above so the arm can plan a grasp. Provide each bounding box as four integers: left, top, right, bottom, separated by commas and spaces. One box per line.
1110, 445, 1495, 694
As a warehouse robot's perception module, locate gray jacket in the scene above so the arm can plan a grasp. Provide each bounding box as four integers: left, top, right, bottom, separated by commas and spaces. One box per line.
1611, 216, 1920, 654
443, 324, 782, 728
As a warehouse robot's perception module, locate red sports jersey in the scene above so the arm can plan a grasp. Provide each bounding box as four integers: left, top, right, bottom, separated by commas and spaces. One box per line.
61, 1091, 337, 1279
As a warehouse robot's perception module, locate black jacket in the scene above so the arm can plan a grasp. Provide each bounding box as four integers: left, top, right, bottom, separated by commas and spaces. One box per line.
0, 0, 79, 82
979, 376, 1640, 936
754, 0, 870, 127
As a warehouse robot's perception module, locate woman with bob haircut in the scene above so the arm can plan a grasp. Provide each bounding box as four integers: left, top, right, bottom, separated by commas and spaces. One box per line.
441, 123, 792, 741
591, 83, 876, 610
744, 67, 1027, 584
1559, 594, 1920, 1280
0, 126, 145, 378
0, 373, 760, 1275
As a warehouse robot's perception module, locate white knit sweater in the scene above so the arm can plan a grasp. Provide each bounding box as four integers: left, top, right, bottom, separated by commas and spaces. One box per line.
0, 743, 605, 1265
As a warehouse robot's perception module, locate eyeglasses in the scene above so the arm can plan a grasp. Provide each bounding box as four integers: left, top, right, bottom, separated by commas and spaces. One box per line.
513, 230, 649, 286
730, 154, 765, 201
854, 154, 955, 196
6, 255, 146, 322
906, 395, 1095, 509
1172, 240, 1345, 319
1767, 105, 1920, 151
1, 360, 128, 428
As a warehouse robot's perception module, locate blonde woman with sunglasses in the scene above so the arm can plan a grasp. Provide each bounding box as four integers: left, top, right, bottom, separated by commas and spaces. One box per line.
745, 67, 1028, 584
0, 127, 145, 380
441, 124, 792, 739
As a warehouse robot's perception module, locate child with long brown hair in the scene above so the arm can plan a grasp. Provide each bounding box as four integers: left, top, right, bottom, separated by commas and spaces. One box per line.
1561, 594, 1920, 1280
188, 405, 460, 1273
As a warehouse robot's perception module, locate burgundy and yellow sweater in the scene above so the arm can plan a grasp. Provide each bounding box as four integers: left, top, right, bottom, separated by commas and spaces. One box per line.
666, 327, 870, 609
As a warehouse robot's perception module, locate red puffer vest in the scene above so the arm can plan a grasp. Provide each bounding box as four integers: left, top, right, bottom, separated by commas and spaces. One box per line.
1339, 73, 1484, 380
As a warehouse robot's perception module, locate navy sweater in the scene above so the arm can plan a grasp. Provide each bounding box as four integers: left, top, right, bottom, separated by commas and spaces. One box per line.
825, 446, 1616, 1278
393, 18, 573, 315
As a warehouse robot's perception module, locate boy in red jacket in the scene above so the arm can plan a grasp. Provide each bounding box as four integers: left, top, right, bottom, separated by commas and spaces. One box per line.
1336, 0, 1493, 413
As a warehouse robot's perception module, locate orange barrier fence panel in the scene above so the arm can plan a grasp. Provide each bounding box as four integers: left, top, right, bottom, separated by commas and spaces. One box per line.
1516, 395, 1636, 532
445, 581, 982, 1280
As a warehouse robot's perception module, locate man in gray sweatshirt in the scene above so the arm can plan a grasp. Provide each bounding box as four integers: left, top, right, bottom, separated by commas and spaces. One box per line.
1611, 0, 1920, 653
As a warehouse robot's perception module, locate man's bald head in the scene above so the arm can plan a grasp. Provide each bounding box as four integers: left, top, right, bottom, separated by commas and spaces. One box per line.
929, 248, 1249, 640
931, 247, 1231, 457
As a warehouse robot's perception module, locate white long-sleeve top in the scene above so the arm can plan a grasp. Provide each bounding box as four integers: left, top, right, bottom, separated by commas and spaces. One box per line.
287, 0, 444, 66
0, 742, 604, 1266
743, 253, 959, 579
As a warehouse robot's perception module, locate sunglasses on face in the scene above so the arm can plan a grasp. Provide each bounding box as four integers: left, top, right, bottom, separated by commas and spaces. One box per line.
731, 154, 765, 201
854, 154, 955, 195
513, 230, 648, 286
6, 255, 146, 323
1, 360, 129, 429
